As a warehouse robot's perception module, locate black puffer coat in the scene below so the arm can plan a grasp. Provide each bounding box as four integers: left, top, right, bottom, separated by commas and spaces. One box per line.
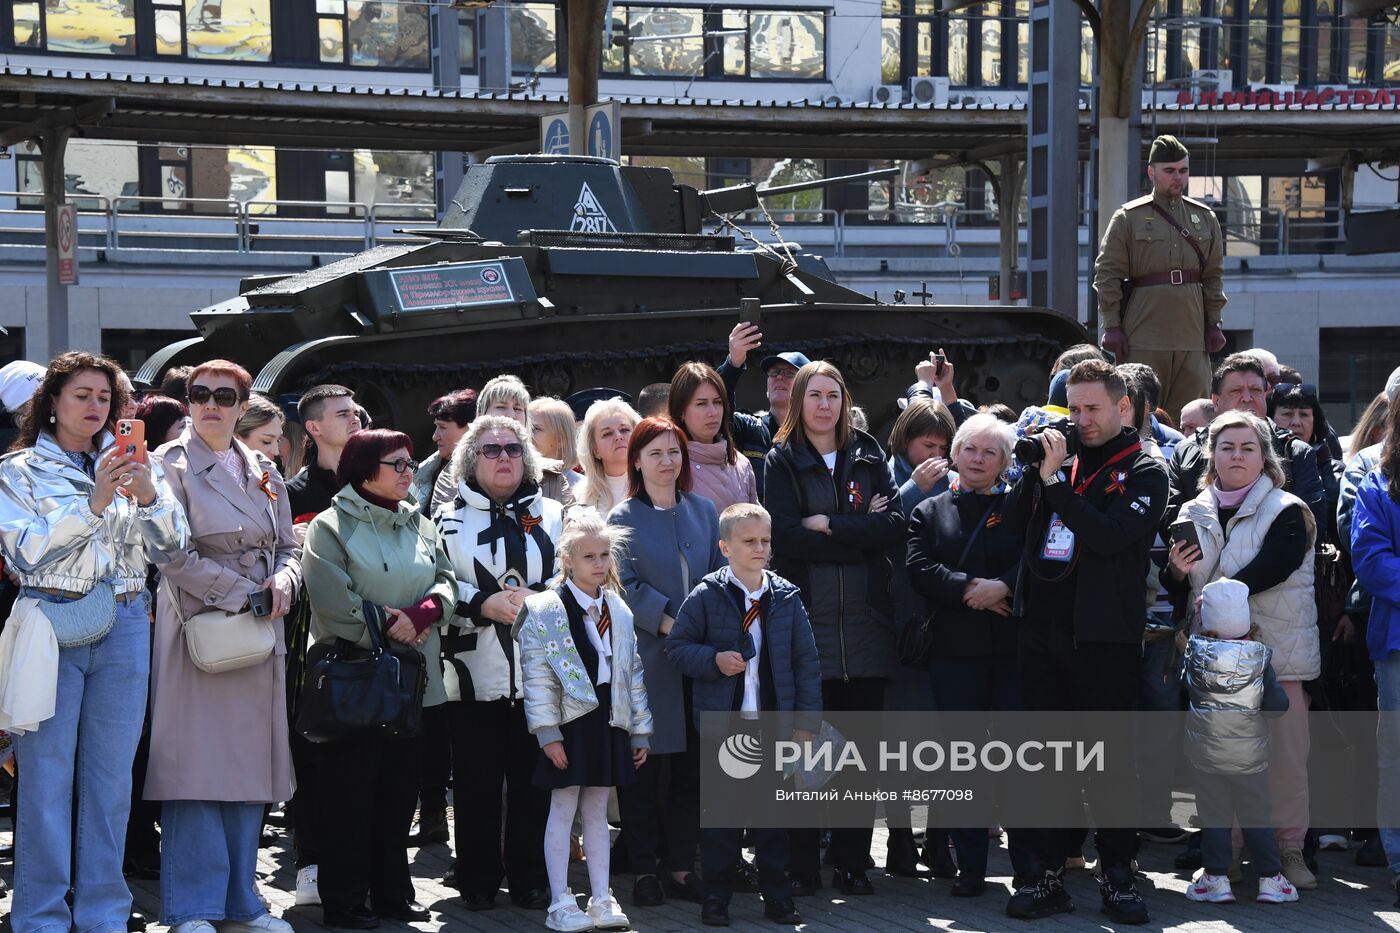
765, 429, 904, 683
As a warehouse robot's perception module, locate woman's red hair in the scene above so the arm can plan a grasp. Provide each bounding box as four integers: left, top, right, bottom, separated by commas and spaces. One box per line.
625, 417, 693, 500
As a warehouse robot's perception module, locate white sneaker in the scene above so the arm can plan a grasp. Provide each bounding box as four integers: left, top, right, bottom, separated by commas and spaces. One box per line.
294, 865, 320, 906
219, 915, 293, 933
585, 892, 629, 931
1185, 872, 1235, 903
1319, 834, 1349, 851
1257, 872, 1300, 903
546, 891, 595, 932
172, 923, 216, 933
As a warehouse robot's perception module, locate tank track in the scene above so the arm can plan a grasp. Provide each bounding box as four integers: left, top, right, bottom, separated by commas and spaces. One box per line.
300, 331, 1064, 409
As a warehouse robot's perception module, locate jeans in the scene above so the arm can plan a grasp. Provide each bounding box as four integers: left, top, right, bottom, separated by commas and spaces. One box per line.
1135, 632, 1185, 826
1194, 769, 1280, 877
160, 800, 266, 924
12, 595, 150, 933
1374, 651, 1400, 875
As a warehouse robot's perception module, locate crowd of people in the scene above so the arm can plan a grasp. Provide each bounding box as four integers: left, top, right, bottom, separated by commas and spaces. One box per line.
0, 323, 1397, 932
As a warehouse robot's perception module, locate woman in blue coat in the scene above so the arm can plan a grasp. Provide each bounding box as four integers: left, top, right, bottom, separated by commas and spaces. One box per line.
1350, 402, 1400, 889
608, 416, 725, 907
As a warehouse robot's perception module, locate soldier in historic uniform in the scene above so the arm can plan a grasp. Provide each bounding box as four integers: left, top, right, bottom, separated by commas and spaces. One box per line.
1093, 134, 1228, 420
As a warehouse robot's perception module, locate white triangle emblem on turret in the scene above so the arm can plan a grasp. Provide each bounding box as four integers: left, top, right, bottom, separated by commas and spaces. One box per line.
570, 182, 617, 233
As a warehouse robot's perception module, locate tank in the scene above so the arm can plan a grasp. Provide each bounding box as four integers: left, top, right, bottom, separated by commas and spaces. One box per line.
136, 155, 1088, 440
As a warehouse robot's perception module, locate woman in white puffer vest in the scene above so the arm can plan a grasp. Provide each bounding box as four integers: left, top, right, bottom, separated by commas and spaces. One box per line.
1166, 410, 1319, 892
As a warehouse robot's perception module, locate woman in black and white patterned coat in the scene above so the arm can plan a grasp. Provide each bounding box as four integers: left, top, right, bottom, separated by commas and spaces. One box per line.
433, 414, 563, 911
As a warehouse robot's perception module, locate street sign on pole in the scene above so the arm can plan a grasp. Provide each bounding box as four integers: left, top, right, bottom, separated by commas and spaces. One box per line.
540, 113, 571, 155
56, 203, 78, 286
584, 102, 621, 160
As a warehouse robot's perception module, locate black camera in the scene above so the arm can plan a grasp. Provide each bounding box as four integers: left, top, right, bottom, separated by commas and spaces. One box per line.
1014, 418, 1080, 465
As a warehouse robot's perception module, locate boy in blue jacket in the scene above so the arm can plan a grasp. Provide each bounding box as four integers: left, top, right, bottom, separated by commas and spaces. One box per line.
667, 503, 822, 927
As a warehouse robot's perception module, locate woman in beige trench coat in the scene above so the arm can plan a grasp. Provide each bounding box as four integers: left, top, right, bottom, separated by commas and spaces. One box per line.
145, 360, 300, 933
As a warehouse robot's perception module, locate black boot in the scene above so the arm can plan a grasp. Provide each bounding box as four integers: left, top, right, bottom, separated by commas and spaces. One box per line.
884, 828, 924, 877
701, 895, 731, 926
1359, 835, 1389, 867
921, 833, 957, 880
408, 808, 449, 846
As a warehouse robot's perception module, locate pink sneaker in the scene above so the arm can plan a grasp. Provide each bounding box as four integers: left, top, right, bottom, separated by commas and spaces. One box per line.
1186, 872, 1235, 903
1256, 873, 1299, 904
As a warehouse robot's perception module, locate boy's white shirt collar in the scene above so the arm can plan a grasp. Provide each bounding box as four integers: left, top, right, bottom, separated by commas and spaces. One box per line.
723, 566, 769, 603
722, 567, 766, 717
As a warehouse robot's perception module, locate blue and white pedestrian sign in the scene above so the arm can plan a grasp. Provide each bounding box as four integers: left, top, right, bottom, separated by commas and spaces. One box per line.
585, 102, 621, 160
540, 114, 570, 155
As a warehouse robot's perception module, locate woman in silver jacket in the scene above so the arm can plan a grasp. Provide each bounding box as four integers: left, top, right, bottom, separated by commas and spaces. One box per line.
0, 351, 187, 933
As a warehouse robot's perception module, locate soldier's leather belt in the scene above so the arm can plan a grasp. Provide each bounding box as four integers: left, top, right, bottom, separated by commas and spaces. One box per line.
1130, 269, 1201, 287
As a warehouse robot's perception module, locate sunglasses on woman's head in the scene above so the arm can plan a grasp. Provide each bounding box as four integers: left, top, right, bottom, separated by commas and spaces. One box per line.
481, 442, 524, 460
188, 385, 242, 408
1272, 383, 1319, 404
378, 458, 419, 474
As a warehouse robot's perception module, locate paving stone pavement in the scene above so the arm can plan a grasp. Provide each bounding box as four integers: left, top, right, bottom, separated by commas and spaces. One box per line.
11, 802, 1394, 933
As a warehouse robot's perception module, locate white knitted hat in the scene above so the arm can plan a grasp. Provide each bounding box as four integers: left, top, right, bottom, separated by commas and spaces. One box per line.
1201, 578, 1251, 640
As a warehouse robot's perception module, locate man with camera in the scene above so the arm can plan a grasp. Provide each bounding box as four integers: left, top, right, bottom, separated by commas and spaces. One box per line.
1006, 360, 1168, 925
1162, 353, 1327, 535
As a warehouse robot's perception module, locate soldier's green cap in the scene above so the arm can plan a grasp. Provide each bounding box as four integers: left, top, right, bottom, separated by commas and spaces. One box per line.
1148, 134, 1190, 164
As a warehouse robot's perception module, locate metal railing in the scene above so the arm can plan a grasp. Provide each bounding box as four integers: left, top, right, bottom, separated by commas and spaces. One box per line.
0, 192, 437, 255
0, 191, 1392, 260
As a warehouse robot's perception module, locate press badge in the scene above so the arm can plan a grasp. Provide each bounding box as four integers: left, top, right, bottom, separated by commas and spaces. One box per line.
1041, 513, 1075, 562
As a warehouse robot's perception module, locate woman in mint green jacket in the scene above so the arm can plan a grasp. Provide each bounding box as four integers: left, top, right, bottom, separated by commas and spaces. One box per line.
301, 429, 457, 930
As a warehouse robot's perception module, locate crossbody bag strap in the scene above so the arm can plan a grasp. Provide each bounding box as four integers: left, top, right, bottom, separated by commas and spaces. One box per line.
956, 497, 1001, 568
1149, 201, 1208, 269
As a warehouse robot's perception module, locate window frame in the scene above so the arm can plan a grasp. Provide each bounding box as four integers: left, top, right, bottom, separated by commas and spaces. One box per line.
601, 3, 828, 82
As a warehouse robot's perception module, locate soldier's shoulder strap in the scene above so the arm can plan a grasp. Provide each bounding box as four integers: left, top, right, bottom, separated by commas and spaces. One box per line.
1123, 194, 1155, 210
1181, 195, 1216, 212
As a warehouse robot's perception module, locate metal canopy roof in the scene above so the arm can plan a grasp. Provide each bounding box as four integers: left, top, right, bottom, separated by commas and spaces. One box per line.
2, 65, 1398, 161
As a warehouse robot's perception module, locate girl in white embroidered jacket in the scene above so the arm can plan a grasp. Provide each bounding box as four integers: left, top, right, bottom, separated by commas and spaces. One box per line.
516, 511, 651, 932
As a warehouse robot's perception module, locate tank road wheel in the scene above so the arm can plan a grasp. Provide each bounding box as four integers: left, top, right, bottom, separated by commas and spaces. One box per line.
837, 341, 883, 384
528, 362, 573, 399
974, 350, 1050, 408
344, 378, 399, 431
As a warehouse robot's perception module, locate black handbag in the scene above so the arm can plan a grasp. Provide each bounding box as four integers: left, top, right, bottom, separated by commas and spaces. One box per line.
899, 497, 1001, 669
295, 601, 427, 744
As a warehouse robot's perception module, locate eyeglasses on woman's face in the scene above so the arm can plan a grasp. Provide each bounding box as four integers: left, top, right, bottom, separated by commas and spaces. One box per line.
188, 384, 242, 408
378, 457, 419, 474
481, 442, 524, 460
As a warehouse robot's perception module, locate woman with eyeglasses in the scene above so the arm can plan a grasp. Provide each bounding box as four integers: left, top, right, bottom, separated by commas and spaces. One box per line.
434, 415, 563, 911
144, 360, 300, 933
302, 429, 457, 928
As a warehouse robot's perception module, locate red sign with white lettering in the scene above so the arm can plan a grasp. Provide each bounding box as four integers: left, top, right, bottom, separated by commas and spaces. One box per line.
1176, 87, 1400, 107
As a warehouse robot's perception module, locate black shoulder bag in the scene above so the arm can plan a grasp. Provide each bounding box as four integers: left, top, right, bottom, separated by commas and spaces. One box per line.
296, 601, 428, 743
898, 496, 1000, 669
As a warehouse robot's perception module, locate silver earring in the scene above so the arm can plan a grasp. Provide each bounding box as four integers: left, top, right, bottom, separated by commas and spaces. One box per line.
48, 414, 55, 424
